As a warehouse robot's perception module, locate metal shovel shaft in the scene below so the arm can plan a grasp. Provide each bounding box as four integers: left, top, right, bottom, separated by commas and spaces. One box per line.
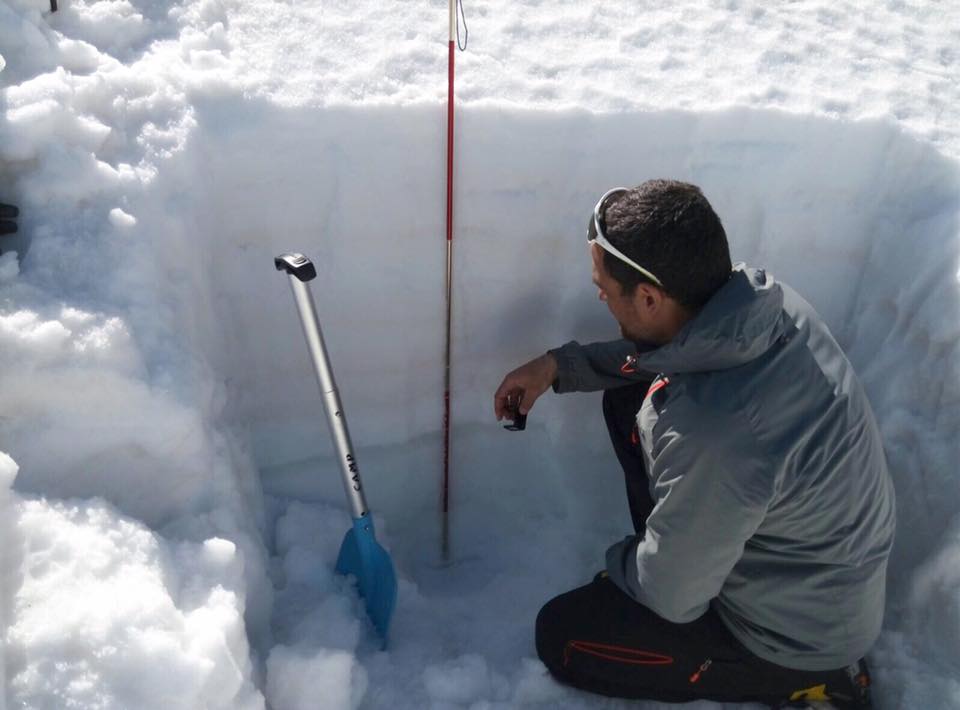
284, 275, 369, 521
275, 253, 397, 643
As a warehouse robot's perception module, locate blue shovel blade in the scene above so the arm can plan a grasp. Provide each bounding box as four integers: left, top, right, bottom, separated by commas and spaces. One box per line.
335, 516, 398, 644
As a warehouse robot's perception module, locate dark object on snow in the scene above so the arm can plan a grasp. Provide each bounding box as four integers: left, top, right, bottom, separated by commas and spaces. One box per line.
0, 203, 18, 236
502, 396, 527, 431
50, 0, 57, 12
274, 252, 398, 644
503, 412, 527, 431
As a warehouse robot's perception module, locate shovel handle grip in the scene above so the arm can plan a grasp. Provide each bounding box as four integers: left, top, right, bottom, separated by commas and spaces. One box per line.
275, 253, 317, 282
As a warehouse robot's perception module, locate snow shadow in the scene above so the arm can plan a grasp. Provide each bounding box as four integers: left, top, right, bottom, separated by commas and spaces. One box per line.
145, 100, 960, 708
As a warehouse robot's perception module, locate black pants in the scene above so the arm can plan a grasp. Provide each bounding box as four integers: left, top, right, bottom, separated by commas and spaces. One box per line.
534, 384, 871, 708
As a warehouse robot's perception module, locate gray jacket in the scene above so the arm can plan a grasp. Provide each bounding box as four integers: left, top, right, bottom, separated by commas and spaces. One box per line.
550, 265, 896, 671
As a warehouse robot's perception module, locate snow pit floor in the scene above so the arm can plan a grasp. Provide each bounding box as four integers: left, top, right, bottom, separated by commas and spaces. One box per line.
260, 432, 717, 710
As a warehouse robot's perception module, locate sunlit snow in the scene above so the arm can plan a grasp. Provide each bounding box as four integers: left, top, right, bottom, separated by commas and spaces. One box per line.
1, 0, 958, 708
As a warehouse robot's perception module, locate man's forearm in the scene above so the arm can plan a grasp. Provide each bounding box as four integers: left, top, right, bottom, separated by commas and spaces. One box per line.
550, 339, 655, 393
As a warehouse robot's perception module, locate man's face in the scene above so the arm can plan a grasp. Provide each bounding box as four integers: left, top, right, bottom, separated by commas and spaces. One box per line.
590, 243, 648, 342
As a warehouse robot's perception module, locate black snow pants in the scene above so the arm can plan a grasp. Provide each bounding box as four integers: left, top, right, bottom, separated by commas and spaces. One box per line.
534, 383, 872, 708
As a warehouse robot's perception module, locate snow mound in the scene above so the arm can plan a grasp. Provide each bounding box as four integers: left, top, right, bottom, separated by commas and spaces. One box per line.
266, 646, 367, 710
2, 460, 263, 709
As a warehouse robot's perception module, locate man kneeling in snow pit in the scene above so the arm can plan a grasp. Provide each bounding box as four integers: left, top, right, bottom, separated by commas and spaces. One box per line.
493, 180, 894, 709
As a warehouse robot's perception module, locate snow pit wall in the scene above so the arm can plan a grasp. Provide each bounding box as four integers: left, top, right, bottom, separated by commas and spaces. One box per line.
144, 96, 958, 605
172, 103, 958, 545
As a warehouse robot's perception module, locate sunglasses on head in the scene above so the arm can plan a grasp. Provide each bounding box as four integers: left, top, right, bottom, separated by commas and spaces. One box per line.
587, 187, 664, 288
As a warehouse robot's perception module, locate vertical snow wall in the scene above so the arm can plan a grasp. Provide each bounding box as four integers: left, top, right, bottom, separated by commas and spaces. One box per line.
168, 102, 960, 576
169, 103, 960, 698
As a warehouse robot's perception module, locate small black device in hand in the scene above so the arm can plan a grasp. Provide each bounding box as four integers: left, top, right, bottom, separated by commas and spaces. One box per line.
0, 203, 18, 236
503, 395, 527, 432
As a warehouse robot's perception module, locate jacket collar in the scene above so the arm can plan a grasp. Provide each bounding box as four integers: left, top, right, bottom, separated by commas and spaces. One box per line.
632, 265, 786, 375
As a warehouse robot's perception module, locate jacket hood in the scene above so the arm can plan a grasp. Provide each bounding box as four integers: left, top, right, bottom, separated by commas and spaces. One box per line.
634, 265, 786, 375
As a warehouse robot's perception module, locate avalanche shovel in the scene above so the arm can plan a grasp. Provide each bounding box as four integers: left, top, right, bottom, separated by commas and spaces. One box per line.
275, 253, 398, 643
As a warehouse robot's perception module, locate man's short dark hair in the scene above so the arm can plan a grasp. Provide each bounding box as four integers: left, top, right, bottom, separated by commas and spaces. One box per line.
602, 180, 732, 309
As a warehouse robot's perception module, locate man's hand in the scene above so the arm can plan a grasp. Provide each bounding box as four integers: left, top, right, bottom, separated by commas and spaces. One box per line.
494, 353, 559, 421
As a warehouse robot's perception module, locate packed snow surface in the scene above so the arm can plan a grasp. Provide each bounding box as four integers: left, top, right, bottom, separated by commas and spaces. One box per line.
1, 0, 959, 708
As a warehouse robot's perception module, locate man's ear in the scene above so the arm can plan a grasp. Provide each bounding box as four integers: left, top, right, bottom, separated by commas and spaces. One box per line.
633, 282, 663, 313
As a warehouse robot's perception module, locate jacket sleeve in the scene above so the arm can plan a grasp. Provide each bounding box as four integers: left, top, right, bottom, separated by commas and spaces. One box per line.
605, 399, 775, 623
549, 339, 657, 394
